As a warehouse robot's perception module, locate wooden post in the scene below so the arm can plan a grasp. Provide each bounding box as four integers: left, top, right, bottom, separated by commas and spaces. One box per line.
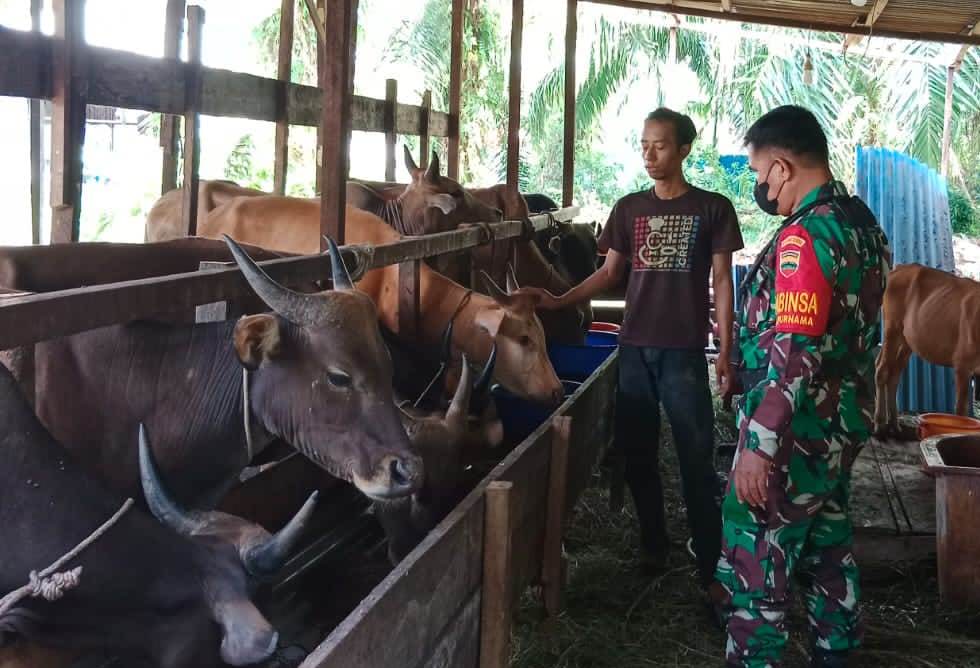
480, 481, 515, 668
542, 416, 572, 619
319, 0, 359, 248
941, 65, 956, 177
50, 0, 87, 244
398, 259, 420, 341
180, 6, 205, 236
506, 0, 524, 199
384, 78, 397, 182
159, 0, 186, 197
29, 0, 42, 245
314, 0, 324, 195
562, 0, 577, 207
448, 0, 464, 180
419, 89, 432, 169
273, 0, 295, 195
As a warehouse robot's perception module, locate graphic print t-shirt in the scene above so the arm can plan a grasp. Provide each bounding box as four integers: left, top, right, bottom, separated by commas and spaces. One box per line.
598, 187, 744, 349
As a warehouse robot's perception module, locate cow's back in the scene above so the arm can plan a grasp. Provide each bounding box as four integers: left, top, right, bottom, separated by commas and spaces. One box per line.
145, 180, 266, 242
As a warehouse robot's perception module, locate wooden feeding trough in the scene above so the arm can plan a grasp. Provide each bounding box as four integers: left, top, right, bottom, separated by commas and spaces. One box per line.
921, 433, 980, 608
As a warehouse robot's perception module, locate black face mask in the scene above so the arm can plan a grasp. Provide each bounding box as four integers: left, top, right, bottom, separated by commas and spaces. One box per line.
753, 163, 782, 216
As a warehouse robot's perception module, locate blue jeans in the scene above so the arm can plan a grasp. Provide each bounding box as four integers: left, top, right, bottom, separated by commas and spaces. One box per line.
615, 345, 721, 583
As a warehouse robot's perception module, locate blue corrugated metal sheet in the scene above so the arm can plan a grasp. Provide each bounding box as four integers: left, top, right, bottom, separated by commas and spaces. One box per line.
855, 145, 959, 414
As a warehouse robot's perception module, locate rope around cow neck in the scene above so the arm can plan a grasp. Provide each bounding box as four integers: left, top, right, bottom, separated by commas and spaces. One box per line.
243, 368, 254, 463
0, 498, 134, 617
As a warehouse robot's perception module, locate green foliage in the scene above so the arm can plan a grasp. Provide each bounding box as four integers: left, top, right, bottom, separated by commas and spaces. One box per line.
224, 134, 272, 191
949, 185, 978, 236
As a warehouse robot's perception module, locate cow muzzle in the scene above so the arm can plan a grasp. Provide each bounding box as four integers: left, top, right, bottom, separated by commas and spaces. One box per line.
352, 453, 424, 500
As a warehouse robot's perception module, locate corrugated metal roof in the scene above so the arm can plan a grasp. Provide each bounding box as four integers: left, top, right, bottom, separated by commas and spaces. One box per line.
856, 145, 960, 415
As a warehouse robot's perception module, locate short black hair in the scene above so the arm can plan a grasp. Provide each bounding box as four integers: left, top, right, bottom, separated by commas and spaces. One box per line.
743, 105, 829, 164
645, 107, 697, 146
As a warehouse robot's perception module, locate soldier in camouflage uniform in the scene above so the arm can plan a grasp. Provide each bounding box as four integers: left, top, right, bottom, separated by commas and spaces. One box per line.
712, 106, 891, 668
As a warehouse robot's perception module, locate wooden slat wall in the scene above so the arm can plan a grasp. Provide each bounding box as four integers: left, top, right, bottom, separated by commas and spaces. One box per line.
0, 27, 452, 136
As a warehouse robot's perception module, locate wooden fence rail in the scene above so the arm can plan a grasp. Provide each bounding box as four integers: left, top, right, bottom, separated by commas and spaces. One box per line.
0, 25, 450, 136
0, 208, 577, 351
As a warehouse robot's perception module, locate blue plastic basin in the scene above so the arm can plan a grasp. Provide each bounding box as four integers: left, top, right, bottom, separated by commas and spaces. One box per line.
492, 380, 581, 443
586, 330, 618, 346
548, 342, 616, 382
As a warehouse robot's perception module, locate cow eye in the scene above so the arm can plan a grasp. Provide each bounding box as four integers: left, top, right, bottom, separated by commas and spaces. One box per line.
326, 370, 352, 388
520, 335, 532, 346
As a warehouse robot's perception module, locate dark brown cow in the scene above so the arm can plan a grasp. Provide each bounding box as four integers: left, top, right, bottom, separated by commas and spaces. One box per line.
0, 363, 313, 667
875, 263, 980, 432
32, 237, 422, 509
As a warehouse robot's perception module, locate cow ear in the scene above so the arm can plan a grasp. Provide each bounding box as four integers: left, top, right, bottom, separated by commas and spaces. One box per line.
427, 193, 456, 215
234, 314, 282, 370
473, 307, 505, 338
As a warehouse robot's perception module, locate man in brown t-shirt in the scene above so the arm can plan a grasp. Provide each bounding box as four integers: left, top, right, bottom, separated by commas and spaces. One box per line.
525, 108, 743, 590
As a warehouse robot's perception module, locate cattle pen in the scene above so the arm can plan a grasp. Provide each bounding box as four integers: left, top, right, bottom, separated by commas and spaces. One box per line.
2, 1, 980, 667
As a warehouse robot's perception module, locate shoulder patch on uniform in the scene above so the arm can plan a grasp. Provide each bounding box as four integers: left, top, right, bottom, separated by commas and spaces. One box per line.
774, 224, 831, 337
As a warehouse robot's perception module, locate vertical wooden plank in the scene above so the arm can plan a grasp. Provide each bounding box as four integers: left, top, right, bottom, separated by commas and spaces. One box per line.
506, 0, 524, 199
419, 89, 432, 169
29, 0, 43, 245
941, 65, 956, 177
542, 416, 572, 619
159, 0, 186, 197
50, 0, 87, 244
180, 5, 205, 237
562, 0, 577, 207
314, 0, 324, 195
447, 0, 464, 181
480, 481, 515, 668
398, 259, 420, 341
384, 78, 397, 182
273, 0, 295, 195
319, 0, 359, 248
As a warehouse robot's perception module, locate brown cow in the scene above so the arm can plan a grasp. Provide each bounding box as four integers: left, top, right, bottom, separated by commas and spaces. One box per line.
145, 180, 265, 242
875, 263, 980, 433
198, 198, 564, 405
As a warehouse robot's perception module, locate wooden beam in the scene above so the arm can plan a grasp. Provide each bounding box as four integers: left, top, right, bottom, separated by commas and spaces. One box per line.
719, 0, 731, 11
319, 0, 358, 247
180, 6, 204, 237
506, 0, 524, 198
159, 0, 185, 196
448, 0, 464, 180
950, 22, 980, 70
419, 89, 431, 169
581, 0, 980, 46
842, 0, 889, 52
480, 481, 515, 668
273, 0, 295, 195
542, 416, 572, 619
562, 0, 577, 207
49, 0, 86, 244
384, 78, 397, 181
314, 0, 324, 194
29, 0, 42, 246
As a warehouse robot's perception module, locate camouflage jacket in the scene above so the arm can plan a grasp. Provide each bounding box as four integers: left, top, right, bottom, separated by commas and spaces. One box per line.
736, 180, 891, 460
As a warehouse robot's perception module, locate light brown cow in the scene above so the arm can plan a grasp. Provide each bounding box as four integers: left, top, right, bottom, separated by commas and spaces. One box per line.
875, 263, 980, 433
198, 197, 564, 405
145, 180, 265, 242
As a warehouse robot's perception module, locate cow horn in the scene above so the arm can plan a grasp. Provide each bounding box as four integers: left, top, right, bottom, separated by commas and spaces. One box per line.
470, 343, 496, 416
412, 318, 455, 408
222, 234, 325, 327
479, 271, 513, 306
241, 491, 319, 576
403, 145, 420, 174
445, 355, 473, 436
424, 151, 440, 182
505, 264, 520, 293
139, 424, 202, 536
440, 318, 454, 362
323, 235, 354, 290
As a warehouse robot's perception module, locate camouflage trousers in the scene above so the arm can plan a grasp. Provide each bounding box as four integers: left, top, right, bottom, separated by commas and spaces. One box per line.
715, 432, 863, 667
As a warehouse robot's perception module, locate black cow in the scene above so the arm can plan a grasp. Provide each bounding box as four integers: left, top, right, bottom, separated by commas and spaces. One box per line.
0, 364, 313, 667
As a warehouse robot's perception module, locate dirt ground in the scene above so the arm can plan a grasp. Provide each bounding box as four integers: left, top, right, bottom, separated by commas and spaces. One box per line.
511, 387, 980, 668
